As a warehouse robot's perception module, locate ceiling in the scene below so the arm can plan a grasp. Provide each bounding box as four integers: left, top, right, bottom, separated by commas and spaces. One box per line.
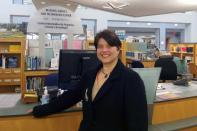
33, 0, 197, 17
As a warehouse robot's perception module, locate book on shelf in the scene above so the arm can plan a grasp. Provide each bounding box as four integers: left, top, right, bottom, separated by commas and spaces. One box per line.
26, 56, 41, 70
0, 56, 2, 67
174, 46, 193, 53
2, 55, 6, 68
26, 77, 44, 92
0, 55, 18, 68
6, 56, 18, 68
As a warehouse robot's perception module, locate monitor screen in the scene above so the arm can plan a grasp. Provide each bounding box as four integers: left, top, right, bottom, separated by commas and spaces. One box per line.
58, 49, 100, 90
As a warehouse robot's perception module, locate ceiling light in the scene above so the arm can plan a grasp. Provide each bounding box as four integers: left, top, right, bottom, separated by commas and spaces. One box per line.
174, 24, 178, 26
102, 5, 113, 9
185, 11, 193, 15
77, 5, 81, 9
66, 3, 71, 6
126, 22, 130, 25
179, 0, 197, 5
147, 23, 152, 26
41, 1, 46, 5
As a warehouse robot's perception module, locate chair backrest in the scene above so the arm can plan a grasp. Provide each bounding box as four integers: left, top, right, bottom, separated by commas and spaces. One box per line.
188, 63, 197, 78
154, 58, 177, 81
131, 60, 144, 68
173, 56, 187, 75
133, 68, 161, 125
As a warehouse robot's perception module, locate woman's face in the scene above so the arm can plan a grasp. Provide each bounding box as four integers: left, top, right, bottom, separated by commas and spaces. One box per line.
96, 38, 120, 65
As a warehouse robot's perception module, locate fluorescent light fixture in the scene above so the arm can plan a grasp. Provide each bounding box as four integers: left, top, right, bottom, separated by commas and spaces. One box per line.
102, 5, 113, 9
179, 0, 197, 5
74, 34, 79, 38
41, 1, 46, 5
147, 23, 152, 26
161, 41, 164, 45
77, 5, 81, 9
174, 24, 178, 26
185, 11, 193, 15
126, 22, 130, 25
66, 3, 71, 6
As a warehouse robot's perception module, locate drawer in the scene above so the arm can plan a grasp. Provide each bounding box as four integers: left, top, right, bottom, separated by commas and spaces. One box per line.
12, 78, 21, 82
12, 68, 21, 74
3, 79, 12, 83
3, 69, 12, 74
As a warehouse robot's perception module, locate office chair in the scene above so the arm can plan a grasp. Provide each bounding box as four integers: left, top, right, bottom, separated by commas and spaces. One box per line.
154, 57, 177, 82
188, 63, 197, 78
133, 68, 161, 125
131, 60, 144, 68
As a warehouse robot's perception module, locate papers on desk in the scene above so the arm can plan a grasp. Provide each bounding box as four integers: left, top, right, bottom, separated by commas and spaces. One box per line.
156, 91, 180, 100
191, 80, 197, 84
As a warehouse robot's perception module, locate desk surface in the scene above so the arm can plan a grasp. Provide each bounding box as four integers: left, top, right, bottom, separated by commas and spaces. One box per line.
155, 81, 197, 102
0, 81, 197, 117
0, 99, 81, 117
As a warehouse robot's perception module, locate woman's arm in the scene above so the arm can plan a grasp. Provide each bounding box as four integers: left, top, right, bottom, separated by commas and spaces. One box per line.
33, 74, 86, 117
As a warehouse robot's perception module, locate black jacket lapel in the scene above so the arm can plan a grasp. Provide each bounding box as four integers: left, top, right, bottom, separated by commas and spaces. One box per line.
93, 59, 125, 103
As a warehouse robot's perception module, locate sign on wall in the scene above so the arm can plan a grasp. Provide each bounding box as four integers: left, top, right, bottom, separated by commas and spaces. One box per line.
27, 6, 83, 34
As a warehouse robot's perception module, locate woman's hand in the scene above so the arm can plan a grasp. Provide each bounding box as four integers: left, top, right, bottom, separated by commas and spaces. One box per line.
26, 109, 33, 114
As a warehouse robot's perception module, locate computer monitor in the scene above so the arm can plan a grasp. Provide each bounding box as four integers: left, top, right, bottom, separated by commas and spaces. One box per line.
58, 49, 100, 90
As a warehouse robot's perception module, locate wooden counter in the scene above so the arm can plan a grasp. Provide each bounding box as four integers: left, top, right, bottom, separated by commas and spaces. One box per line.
0, 82, 197, 131
0, 111, 82, 131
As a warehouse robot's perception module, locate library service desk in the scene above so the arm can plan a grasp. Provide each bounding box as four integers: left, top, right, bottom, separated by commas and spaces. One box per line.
0, 81, 197, 131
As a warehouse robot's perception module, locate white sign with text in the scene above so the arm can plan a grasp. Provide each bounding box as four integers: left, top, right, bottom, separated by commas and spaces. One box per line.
27, 6, 83, 34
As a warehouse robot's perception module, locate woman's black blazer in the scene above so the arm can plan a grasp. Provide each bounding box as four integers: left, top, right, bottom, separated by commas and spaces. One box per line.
33, 59, 148, 131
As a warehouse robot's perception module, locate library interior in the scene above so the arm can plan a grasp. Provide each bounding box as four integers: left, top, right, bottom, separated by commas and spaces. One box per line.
0, 0, 197, 131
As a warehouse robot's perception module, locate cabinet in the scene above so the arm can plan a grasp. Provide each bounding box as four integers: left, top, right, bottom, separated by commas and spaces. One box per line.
169, 43, 197, 65
0, 38, 25, 93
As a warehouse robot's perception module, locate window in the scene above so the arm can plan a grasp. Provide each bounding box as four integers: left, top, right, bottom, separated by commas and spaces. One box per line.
46, 33, 66, 40
10, 15, 29, 24
13, 0, 32, 5
26, 33, 39, 40
81, 19, 97, 40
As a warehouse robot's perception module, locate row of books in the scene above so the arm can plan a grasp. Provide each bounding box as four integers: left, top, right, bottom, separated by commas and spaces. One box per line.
0, 55, 18, 68
171, 46, 193, 53
127, 42, 148, 52
26, 77, 44, 92
26, 56, 41, 70
126, 51, 147, 60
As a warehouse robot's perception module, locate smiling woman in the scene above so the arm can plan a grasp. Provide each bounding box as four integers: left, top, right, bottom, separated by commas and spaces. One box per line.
32, 29, 148, 131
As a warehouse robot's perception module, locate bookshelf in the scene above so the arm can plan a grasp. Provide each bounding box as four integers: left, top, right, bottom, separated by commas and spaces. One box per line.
168, 43, 197, 65
22, 70, 58, 103
85, 40, 126, 65
85, 40, 95, 50
0, 38, 25, 93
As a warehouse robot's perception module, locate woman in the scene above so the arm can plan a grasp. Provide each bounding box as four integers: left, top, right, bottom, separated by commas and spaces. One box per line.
33, 29, 148, 131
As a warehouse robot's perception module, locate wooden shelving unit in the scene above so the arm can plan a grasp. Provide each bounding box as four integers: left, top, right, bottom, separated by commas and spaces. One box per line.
22, 70, 58, 102
169, 43, 197, 65
85, 40, 95, 50
0, 38, 25, 93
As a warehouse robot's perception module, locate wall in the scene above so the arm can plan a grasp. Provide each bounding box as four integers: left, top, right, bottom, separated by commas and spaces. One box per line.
0, 1, 36, 23
75, 8, 197, 49
0, 1, 197, 48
